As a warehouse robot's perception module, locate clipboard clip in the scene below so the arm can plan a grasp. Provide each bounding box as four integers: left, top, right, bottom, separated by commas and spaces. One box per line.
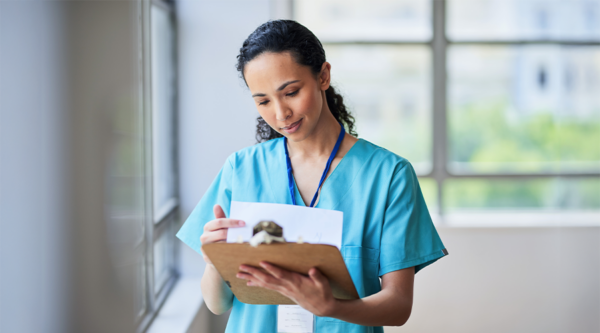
249, 221, 286, 247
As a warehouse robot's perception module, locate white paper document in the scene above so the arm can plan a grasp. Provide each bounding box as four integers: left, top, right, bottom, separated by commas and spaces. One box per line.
278, 305, 314, 333
227, 201, 343, 249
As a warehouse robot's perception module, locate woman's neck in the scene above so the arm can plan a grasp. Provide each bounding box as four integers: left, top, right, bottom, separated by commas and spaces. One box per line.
286, 104, 341, 159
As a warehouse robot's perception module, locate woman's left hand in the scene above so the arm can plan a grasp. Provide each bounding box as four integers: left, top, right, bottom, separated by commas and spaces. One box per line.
236, 262, 336, 317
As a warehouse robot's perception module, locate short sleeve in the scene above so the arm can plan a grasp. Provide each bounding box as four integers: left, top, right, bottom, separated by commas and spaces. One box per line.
176, 155, 234, 255
379, 161, 447, 276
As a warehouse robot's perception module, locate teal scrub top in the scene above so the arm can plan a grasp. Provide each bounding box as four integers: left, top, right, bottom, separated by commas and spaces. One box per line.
177, 138, 447, 333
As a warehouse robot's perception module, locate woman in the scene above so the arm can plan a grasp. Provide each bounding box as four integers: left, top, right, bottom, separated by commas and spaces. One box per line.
177, 20, 447, 332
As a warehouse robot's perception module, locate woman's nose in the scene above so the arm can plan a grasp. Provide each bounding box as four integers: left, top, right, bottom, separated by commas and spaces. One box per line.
276, 113, 291, 121
275, 102, 292, 121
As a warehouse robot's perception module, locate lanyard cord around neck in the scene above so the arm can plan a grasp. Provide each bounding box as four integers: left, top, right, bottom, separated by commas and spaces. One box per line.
284, 123, 346, 208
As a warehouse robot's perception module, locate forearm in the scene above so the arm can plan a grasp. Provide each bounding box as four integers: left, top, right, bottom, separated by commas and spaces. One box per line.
201, 264, 234, 315
325, 285, 412, 326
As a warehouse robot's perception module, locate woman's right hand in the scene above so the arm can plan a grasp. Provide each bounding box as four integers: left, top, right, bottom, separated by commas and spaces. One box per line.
200, 204, 245, 265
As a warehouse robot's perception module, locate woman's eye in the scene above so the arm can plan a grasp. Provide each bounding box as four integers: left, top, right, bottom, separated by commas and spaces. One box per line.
258, 100, 269, 106
286, 90, 299, 97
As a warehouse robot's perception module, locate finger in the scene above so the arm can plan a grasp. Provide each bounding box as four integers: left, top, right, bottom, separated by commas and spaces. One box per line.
245, 278, 276, 290
237, 272, 285, 293
200, 229, 227, 244
204, 218, 245, 231
260, 262, 287, 279
236, 272, 265, 287
236, 273, 260, 287
215, 218, 245, 229
247, 280, 288, 294
239, 265, 280, 285
308, 267, 328, 289
258, 263, 305, 292
213, 204, 226, 219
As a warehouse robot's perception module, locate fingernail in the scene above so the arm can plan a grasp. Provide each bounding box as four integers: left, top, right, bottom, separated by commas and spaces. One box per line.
238, 220, 245, 226
239, 266, 246, 271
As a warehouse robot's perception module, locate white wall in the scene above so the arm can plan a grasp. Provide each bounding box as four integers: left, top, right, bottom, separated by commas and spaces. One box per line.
177, 0, 269, 222
390, 226, 600, 333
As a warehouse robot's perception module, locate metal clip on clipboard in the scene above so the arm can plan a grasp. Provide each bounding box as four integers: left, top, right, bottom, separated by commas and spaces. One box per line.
248, 221, 286, 247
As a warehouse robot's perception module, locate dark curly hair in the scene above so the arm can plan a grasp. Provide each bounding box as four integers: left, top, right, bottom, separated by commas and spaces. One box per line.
236, 20, 357, 143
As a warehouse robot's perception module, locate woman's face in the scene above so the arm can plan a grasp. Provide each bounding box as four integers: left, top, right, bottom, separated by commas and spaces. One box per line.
244, 51, 330, 142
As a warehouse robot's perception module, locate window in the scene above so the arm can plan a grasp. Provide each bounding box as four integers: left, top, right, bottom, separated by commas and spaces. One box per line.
295, 0, 600, 215
106, 0, 178, 331
149, 1, 178, 304
446, 0, 600, 213
142, 0, 179, 329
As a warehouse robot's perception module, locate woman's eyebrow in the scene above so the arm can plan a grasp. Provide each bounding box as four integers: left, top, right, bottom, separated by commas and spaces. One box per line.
276, 80, 300, 91
251, 80, 300, 97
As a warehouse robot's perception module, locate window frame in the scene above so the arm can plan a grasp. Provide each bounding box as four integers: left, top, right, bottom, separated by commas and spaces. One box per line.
293, 0, 600, 215
138, 0, 180, 331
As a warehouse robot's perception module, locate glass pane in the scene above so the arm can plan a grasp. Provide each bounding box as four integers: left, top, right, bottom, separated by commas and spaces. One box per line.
295, 0, 432, 42
447, 0, 600, 41
444, 178, 600, 211
448, 45, 600, 174
418, 177, 438, 211
151, 6, 176, 221
135, 254, 147, 319
105, 19, 147, 323
107, 109, 145, 244
153, 224, 174, 295
325, 45, 432, 173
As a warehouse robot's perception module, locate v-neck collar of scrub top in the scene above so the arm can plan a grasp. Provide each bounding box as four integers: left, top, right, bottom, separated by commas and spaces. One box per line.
267, 138, 372, 210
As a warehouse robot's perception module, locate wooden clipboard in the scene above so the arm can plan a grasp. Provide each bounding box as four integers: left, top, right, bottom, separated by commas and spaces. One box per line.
202, 242, 359, 305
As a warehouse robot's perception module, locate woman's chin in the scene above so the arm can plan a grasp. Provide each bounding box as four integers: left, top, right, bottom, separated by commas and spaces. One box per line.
285, 130, 309, 142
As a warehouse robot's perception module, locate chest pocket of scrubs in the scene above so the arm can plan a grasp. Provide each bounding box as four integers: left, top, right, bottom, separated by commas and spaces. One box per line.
324, 246, 380, 324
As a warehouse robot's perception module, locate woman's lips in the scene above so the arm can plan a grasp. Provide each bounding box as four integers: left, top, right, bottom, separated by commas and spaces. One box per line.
282, 119, 302, 134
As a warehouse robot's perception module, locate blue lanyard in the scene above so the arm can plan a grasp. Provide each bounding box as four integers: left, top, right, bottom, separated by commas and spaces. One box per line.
284, 124, 346, 207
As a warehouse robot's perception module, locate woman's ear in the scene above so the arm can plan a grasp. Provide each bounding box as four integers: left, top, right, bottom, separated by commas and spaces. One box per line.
319, 62, 331, 91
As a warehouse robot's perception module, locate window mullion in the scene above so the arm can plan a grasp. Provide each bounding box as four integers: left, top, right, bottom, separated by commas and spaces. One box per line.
432, 0, 448, 216
141, 0, 157, 330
